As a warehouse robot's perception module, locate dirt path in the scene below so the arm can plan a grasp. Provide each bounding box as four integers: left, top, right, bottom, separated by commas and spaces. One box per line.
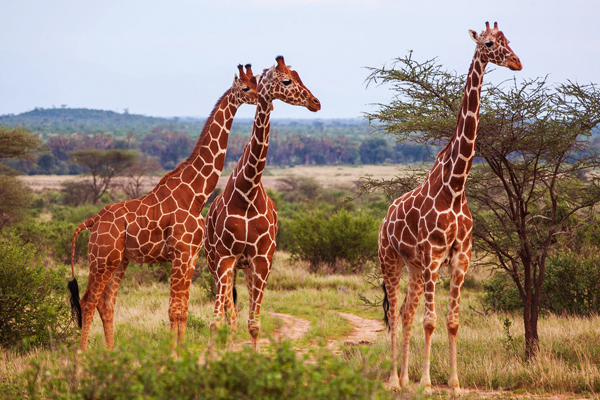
269, 311, 311, 341
231, 311, 311, 351
337, 312, 384, 345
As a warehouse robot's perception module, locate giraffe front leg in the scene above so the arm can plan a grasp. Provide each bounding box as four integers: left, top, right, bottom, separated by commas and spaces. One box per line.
247, 255, 272, 351
447, 250, 469, 396
208, 256, 236, 353
420, 259, 441, 394
96, 259, 129, 350
168, 254, 196, 356
400, 266, 424, 389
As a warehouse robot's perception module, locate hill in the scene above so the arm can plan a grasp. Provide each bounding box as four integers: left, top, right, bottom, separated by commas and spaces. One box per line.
0, 108, 370, 138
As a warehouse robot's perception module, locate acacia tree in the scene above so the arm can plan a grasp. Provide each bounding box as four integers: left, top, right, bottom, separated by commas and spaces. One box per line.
0, 127, 41, 230
69, 149, 138, 204
119, 155, 162, 199
363, 54, 600, 358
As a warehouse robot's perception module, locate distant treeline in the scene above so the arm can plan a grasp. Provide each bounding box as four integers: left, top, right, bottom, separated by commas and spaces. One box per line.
1, 108, 434, 174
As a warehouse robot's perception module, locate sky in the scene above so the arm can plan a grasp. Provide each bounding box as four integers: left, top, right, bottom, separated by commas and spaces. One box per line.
0, 0, 598, 120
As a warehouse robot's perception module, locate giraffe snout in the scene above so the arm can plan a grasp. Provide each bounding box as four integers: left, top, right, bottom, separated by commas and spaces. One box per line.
507, 55, 522, 71
307, 96, 321, 112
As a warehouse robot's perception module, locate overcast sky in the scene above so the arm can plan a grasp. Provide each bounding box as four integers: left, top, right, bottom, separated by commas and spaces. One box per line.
0, 0, 598, 119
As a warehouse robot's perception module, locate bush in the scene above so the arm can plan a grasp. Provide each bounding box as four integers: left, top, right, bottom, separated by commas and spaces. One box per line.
483, 272, 523, 312
4, 339, 384, 399
282, 208, 379, 274
0, 232, 73, 350
541, 252, 600, 315
16, 219, 90, 263
483, 252, 600, 316
60, 180, 92, 206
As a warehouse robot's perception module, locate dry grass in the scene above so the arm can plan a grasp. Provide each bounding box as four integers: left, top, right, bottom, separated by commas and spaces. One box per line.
2, 254, 599, 398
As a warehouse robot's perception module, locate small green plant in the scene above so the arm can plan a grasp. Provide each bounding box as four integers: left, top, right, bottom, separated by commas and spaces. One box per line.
499, 316, 518, 356
186, 314, 206, 332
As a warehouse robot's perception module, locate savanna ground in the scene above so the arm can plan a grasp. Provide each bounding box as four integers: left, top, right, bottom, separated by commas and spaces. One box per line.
19, 164, 404, 192
3, 167, 600, 399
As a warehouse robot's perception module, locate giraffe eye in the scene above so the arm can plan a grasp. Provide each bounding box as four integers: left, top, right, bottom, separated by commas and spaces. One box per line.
282, 79, 292, 86
485, 41, 493, 48
242, 87, 250, 92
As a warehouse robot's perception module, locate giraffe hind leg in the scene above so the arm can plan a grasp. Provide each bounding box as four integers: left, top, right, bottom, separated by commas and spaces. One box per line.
96, 259, 129, 350
79, 254, 123, 351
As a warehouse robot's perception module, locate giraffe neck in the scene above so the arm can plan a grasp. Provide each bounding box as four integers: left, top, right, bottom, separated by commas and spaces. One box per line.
183, 89, 239, 199
231, 91, 272, 196
441, 49, 488, 193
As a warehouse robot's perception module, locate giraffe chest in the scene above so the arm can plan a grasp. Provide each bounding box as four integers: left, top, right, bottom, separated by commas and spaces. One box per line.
384, 197, 462, 265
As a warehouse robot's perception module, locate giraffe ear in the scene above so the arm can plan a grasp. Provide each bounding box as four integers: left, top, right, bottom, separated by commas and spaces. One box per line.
233, 74, 239, 85
469, 30, 479, 43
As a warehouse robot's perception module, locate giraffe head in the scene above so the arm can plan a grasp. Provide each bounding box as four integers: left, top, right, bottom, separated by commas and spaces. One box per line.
469, 22, 522, 71
259, 56, 321, 112
232, 64, 259, 105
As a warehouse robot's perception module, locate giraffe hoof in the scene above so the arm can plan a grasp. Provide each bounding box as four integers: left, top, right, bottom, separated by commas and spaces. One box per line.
419, 381, 432, 395
400, 376, 410, 389
451, 386, 463, 397
388, 372, 400, 391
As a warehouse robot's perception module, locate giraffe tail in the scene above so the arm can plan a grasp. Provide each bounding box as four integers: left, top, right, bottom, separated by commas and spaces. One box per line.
382, 281, 390, 331
232, 268, 238, 306
68, 215, 98, 329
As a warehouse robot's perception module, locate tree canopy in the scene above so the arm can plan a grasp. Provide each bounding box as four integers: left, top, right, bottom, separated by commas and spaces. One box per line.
69, 149, 139, 204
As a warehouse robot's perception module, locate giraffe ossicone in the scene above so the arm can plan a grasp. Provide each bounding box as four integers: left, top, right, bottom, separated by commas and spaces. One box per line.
67, 64, 258, 353
378, 22, 521, 394
204, 55, 320, 351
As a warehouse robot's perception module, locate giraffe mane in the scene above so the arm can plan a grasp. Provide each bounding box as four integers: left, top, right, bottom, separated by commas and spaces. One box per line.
155, 89, 232, 186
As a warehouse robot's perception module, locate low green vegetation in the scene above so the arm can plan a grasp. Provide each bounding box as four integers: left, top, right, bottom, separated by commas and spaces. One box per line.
1, 339, 386, 400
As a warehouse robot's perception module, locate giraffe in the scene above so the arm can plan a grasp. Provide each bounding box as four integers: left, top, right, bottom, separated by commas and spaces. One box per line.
379, 22, 521, 394
67, 64, 258, 352
204, 56, 320, 350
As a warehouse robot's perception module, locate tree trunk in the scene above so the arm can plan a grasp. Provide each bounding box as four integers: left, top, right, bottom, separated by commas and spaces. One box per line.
524, 294, 540, 359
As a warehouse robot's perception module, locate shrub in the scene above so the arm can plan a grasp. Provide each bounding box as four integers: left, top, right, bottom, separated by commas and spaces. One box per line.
541, 252, 600, 315
16, 219, 90, 263
282, 208, 379, 274
4, 339, 384, 399
60, 180, 92, 206
0, 232, 73, 350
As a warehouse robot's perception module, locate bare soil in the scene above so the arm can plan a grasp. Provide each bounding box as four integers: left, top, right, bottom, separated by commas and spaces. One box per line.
338, 311, 385, 345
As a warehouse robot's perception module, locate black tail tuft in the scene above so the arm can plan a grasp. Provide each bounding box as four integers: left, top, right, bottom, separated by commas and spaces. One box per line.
68, 278, 82, 329
382, 281, 390, 331
232, 286, 238, 306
